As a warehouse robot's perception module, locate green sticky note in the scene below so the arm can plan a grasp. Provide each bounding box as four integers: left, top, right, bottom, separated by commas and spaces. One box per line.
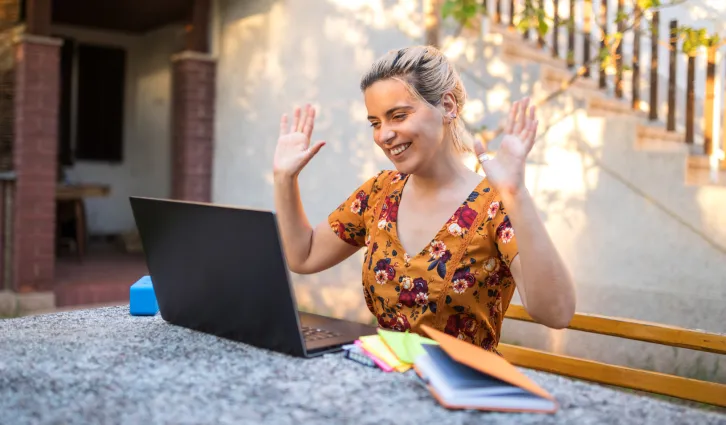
404, 333, 438, 362
378, 329, 438, 364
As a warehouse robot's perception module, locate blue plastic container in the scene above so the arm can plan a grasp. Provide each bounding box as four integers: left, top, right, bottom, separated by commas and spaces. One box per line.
129, 276, 159, 316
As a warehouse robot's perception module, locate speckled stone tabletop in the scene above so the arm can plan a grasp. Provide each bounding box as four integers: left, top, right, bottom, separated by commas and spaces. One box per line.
0, 306, 724, 425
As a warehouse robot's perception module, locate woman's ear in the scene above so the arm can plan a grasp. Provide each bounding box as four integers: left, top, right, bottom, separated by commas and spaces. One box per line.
440, 92, 457, 122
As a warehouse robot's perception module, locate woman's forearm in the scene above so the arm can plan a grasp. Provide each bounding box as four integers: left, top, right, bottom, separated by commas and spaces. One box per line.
273, 174, 315, 272
503, 189, 576, 329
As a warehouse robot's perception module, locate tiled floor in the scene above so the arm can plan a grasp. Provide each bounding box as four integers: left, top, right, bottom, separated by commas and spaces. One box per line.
53, 242, 148, 308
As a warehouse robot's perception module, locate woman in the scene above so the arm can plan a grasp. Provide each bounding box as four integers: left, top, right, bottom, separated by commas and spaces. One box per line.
273, 46, 575, 352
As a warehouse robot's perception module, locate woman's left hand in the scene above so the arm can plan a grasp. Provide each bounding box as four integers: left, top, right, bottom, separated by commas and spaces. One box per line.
474, 97, 538, 198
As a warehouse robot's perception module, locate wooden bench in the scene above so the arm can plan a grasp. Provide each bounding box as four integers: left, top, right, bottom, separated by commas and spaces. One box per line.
501, 304, 726, 407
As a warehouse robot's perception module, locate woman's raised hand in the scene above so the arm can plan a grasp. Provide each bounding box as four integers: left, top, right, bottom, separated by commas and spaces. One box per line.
474, 97, 538, 198
273, 104, 326, 179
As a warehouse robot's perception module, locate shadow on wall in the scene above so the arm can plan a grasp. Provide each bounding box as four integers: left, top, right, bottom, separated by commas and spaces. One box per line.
498, 89, 726, 383
212, 0, 726, 383
213, 0, 425, 322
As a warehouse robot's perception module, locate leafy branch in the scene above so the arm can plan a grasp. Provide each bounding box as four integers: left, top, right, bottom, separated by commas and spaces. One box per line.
438, 0, 719, 143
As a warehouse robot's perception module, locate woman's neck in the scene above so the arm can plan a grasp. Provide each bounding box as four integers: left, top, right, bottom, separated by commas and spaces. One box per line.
408, 150, 473, 194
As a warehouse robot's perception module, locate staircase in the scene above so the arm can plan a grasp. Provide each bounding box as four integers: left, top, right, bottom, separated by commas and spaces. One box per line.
450, 23, 726, 383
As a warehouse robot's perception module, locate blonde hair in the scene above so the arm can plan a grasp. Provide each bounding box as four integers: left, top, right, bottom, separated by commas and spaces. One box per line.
360, 45, 470, 153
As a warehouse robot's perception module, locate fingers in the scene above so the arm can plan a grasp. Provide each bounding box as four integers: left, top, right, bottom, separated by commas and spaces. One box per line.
279, 113, 289, 137
505, 101, 517, 134
511, 101, 522, 134
518, 104, 536, 139
519, 116, 538, 153
291, 107, 301, 133
526, 119, 539, 152
287, 104, 316, 139
473, 135, 486, 157
526, 105, 538, 151
302, 105, 315, 140
512, 97, 529, 135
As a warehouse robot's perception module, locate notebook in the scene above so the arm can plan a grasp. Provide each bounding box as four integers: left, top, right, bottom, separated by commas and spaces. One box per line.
414, 325, 558, 414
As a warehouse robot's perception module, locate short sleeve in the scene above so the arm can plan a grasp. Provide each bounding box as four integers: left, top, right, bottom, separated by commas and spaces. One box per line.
485, 193, 519, 268
328, 171, 388, 247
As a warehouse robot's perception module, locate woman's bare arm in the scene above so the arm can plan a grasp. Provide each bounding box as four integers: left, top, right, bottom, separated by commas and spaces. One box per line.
476, 98, 576, 329
272, 105, 360, 274
505, 189, 576, 329
274, 174, 359, 274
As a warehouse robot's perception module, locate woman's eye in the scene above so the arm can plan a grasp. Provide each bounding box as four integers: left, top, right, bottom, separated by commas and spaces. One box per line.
369, 122, 380, 128
393, 114, 406, 121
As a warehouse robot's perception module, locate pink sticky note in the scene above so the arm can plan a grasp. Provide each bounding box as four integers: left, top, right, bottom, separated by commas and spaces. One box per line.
355, 340, 394, 372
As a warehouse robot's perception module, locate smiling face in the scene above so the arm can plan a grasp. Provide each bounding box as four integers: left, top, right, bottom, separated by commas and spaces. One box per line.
364, 78, 455, 175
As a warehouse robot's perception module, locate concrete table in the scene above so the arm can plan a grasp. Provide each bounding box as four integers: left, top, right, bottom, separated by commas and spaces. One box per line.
1, 306, 724, 425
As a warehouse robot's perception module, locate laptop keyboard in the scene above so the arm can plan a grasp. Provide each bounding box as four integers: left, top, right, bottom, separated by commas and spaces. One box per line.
301, 325, 341, 342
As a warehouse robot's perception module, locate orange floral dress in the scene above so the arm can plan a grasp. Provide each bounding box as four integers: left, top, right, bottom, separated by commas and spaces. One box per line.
328, 170, 519, 353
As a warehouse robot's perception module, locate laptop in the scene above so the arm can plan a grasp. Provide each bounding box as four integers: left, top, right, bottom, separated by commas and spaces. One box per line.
129, 196, 377, 357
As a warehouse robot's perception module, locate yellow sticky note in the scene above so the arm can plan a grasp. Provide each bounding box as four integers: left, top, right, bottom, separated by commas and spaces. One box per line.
359, 335, 411, 372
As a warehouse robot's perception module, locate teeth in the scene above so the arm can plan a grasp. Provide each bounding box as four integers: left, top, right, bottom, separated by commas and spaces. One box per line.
391, 143, 411, 155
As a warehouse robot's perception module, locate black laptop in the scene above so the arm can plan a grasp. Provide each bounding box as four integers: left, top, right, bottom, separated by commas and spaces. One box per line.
129, 196, 377, 357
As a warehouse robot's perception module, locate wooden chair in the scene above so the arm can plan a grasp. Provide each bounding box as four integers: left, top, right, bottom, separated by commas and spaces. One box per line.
56, 184, 110, 260
501, 305, 726, 407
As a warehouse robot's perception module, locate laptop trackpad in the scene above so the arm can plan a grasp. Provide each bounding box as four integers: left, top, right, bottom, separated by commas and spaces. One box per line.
299, 312, 377, 353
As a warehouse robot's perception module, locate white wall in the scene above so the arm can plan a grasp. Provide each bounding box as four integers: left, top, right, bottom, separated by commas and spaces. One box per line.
212, 0, 428, 320
51, 24, 184, 235
212, 0, 726, 382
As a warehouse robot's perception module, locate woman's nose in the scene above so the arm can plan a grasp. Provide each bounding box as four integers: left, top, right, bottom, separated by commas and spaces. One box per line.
376, 125, 395, 146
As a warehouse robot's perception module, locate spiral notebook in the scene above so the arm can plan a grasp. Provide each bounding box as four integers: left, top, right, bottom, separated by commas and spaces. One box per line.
414, 325, 558, 414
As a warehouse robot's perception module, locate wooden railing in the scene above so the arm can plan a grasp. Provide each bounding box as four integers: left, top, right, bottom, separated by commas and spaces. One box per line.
491, 0, 726, 162
501, 304, 726, 407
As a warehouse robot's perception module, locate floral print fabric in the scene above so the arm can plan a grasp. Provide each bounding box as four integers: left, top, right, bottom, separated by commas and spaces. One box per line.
328, 170, 519, 353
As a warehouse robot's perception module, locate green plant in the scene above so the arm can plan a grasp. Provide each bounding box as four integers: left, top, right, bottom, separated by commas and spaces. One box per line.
435, 0, 716, 137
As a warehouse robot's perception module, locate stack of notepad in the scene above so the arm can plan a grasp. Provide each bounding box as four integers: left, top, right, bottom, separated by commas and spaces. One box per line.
344, 326, 558, 414
343, 329, 438, 372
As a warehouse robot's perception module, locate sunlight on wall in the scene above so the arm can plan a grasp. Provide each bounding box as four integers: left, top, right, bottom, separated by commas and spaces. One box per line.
323, 13, 379, 75
486, 60, 510, 79
462, 98, 485, 123
682, 0, 726, 34
292, 252, 372, 323
301, 38, 320, 83
324, 16, 368, 46
694, 185, 726, 247
213, 1, 726, 380
442, 37, 467, 61
486, 88, 510, 112
326, 0, 422, 39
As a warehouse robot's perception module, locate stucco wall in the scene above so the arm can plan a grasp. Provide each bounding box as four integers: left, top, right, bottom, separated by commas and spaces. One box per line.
211, 0, 726, 383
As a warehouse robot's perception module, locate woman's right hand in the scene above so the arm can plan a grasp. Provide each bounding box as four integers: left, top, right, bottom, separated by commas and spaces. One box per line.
273, 104, 326, 179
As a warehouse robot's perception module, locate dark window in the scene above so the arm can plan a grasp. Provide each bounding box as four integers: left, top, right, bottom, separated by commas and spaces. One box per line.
57, 36, 74, 167
75, 43, 126, 162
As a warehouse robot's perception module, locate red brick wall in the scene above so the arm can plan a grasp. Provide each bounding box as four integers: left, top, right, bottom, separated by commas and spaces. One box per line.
171, 56, 215, 202
12, 38, 60, 292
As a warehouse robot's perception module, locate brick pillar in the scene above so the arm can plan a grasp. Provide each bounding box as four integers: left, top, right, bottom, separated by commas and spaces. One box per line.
12, 34, 60, 292
171, 51, 215, 202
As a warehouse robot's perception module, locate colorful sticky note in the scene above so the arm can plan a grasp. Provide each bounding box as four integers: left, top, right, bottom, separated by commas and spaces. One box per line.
378, 329, 438, 364
359, 335, 411, 372
404, 333, 438, 362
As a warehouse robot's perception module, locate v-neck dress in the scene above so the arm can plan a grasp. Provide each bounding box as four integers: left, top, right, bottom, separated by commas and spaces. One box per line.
328, 170, 519, 353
